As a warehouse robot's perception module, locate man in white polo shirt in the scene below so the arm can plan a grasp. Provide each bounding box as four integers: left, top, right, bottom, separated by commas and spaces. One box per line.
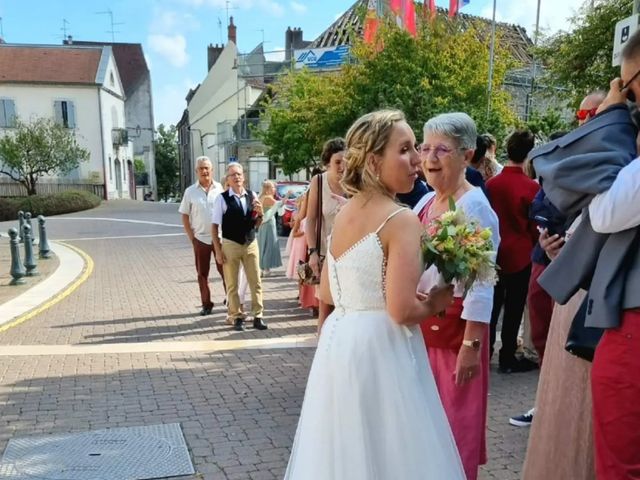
179, 156, 224, 316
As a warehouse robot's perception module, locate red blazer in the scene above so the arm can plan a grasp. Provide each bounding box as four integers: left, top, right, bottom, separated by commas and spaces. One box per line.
486, 166, 540, 274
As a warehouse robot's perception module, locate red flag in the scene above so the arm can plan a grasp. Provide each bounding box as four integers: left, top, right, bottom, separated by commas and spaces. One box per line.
404, 0, 417, 36
449, 0, 470, 17
363, 0, 380, 44
429, 0, 436, 20
390, 0, 403, 14
448, 0, 458, 17
423, 0, 436, 22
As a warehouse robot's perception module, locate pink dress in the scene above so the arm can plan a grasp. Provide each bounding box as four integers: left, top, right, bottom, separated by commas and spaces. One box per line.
287, 219, 308, 280
414, 190, 499, 480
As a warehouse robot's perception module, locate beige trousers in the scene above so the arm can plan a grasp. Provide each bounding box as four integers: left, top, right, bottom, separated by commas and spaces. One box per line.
222, 239, 263, 320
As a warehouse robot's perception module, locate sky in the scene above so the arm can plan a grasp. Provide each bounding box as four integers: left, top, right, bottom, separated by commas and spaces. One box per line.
0, 0, 587, 128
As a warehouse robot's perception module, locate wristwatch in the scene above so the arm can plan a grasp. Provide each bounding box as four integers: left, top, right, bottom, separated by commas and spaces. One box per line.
308, 247, 318, 256
462, 339, 481, 351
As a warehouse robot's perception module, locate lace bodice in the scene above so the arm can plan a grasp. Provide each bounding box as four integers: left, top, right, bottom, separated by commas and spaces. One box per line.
327, 208, 406, 314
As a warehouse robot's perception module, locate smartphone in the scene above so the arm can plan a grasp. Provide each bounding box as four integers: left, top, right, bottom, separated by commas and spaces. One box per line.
534, 215, 557, 236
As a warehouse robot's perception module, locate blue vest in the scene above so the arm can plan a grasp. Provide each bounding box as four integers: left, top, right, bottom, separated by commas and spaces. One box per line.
221, 190, 257, 245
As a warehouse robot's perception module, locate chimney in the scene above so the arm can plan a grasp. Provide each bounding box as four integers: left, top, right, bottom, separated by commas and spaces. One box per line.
208, 43, 224, 70
292, 28, 304, 50
285, 27, 293, 61
227, 16, 237, 44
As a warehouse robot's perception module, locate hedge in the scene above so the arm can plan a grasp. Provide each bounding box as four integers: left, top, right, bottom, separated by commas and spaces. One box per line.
0, 190, 102, 221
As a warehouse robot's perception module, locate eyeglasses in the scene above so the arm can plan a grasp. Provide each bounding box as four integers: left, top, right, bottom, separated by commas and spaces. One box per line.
227, 172, 243, 178
575, 108, 598, 121
419, 144, 466, 159
622, 67, 640, 103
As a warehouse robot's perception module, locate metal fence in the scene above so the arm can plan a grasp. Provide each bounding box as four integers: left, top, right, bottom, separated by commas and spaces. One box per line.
0, 181, 105, 198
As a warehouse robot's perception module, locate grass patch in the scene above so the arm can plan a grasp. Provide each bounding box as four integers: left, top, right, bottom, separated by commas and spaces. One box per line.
0, 190, 102, 221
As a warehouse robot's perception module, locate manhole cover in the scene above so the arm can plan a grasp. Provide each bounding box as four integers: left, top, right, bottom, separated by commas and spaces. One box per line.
0, 423, 194, 480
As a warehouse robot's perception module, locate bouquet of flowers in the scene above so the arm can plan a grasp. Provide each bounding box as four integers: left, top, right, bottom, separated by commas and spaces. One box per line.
421, 198, 498, 294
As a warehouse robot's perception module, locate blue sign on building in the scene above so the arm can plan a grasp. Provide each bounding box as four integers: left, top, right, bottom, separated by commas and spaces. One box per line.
294, 45, 350, 70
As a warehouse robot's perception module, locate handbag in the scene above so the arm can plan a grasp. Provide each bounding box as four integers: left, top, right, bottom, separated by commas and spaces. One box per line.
421, 297, 466, 350
297, 175, 324, 285
565, 296, 604, 362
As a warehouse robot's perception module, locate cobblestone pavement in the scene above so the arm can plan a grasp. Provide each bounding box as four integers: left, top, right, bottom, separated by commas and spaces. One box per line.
0, 200, 537, 479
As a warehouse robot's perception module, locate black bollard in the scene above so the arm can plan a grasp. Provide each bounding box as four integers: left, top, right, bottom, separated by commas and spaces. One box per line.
22, 224, 39, 277
25, 212, 35, 244
8, 228, 26, 285
38, 215, 52, 259
17, 211, 25, 243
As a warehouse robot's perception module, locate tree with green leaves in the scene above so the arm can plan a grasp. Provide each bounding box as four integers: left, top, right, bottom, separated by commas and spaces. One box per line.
0, 117, 89, 196
259, 18, 518, 174
155, 124, 179, 201
535, 0, 630, 107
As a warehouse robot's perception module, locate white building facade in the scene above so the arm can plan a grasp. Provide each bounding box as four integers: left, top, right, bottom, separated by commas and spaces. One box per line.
0, 44, 134, 199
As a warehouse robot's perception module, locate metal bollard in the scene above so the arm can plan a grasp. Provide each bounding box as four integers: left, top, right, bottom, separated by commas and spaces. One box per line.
17, 211, 25, 243
38, 216, 52, 259
8, 228, 26, 285
22, 224, 39, 276
25, 212, 35, 244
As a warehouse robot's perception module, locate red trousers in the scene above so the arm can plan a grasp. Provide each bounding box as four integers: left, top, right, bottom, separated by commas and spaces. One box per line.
591, 309, 640, 480
527, 262, 555, 366
194, 239, 225, 309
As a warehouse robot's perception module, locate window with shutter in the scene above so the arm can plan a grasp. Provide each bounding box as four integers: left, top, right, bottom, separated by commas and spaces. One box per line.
53, 100, 76, 128
0, 99, 16, 128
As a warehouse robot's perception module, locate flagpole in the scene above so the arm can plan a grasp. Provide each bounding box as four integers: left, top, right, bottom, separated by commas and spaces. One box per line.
486, 0, 497, 121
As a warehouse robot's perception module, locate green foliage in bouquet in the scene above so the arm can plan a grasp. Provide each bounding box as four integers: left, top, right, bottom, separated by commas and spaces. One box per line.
421, 197, 497, 293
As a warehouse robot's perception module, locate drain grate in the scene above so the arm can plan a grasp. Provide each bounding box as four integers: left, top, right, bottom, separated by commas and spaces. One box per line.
0, 423, 195, 480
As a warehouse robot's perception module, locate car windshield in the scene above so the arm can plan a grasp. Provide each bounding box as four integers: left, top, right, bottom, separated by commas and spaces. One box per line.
276, 184, 307, 199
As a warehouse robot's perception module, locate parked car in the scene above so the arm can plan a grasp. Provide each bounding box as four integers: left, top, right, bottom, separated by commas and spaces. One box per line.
273, 181, 309, 236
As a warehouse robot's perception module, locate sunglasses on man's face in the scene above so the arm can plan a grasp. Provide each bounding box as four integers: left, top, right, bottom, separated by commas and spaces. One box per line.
576, 108, 598, 121
622, 67, 640, 103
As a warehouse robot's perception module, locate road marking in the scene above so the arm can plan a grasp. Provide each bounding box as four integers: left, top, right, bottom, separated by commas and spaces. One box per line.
57, 233, 184, 241
50, 217, 182, 228
0, 335, 318, 356
0, 242, 93, 333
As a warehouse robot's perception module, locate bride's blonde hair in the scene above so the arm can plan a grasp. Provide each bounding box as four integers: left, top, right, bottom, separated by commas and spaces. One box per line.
341, 109, 405, 198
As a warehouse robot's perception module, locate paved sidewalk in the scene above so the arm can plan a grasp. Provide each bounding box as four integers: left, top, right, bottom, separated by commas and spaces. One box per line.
0, 201, 536, 479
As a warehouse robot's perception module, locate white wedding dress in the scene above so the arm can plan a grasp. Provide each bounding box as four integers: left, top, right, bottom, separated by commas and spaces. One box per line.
285, 209, 465, 480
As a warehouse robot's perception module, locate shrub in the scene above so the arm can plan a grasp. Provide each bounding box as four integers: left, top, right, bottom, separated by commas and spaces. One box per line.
0, 190, 101, 221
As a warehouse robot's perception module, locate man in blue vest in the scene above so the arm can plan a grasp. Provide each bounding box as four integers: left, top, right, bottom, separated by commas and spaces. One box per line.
212, 163, 267, 331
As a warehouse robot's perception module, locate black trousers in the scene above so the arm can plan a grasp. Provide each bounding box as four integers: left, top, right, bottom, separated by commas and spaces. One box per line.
489, 264, 532, 365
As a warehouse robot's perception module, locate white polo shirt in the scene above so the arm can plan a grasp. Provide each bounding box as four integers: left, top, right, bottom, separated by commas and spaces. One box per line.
179, 180, 223, 245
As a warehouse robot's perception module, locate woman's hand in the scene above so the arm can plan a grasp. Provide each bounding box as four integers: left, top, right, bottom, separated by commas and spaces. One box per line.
539, 229, 564, 260
309, 251, 321, 279
454, 346, 481, 386
424, 284, 454, 314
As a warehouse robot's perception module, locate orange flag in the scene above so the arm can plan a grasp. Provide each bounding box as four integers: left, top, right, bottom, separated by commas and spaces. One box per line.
363, 0, 380, 44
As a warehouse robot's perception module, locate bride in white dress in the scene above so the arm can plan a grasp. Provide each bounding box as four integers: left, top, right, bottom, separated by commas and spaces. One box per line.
285, 110, 465, 479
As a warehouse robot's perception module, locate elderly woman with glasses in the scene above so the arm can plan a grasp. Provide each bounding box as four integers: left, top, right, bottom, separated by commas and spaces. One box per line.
413, 112, 500, 480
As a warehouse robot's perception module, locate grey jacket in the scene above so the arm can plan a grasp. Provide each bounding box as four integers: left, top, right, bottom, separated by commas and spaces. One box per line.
531, 105, 640, 329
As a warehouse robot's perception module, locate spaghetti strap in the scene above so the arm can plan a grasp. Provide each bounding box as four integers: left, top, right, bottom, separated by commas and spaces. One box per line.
374, 208, 407, 234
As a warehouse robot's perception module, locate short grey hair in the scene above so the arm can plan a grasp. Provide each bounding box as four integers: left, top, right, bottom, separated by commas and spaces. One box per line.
226, 162, 243, 175
424, 112, 477, 150
195, 156, 212, 169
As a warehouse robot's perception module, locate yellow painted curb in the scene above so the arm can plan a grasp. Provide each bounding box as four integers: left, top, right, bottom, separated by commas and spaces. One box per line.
0, 242, 94, 333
